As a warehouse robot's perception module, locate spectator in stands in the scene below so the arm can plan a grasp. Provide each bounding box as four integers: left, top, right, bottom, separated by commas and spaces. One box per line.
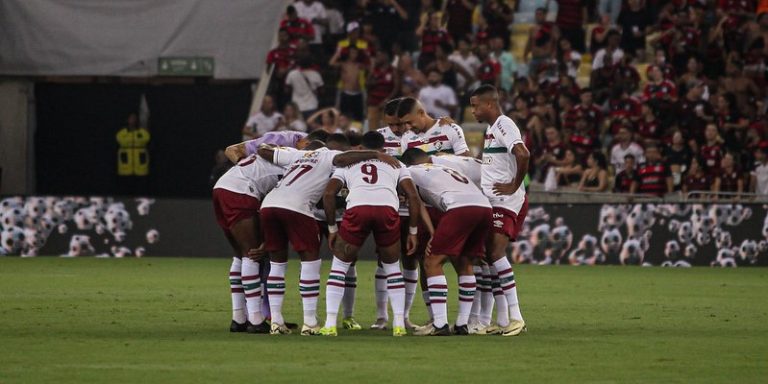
426, 43, 469, 90
481, 0, 513, 49
536, 126, 568, 181
324, 1, 346, 38
677, 57, 707, 90
491, 37, 518, 92
636, 102, 662, 145
554, 148, 584, 187
589, 14, 617, 55
330, 46, 365, 122
578, 151, 610, 192
570, 88, 602, 133
330, 22, 371, 65
476, 43, 501, 87
268, 28, 298, 79
682, 156, 711, 198
525, 8, 558, 77
607, 85, 641, 135
557, 38, 582, 79
613, 154, 640, 193
531, 91, 557, 128
609, 125, 645, 172
419, 69, 458, 118
617, 0, 651, 58
307, 107, 342, 133
716, 93, 750, 144
719, 61, 762, 116
713, 152, 744, 197
592, 30, 623, 70
637, 144, 674, 197
664, 130, 694, 190
243, 95, 284, 140
555, 0, 587, 52
398, 53, 427, 89
281, 5, 316, 44
282, 102, 308, 132
293, 0, 328, 53
701, 123, 725, 174
677, 80, 714, 142
449, 38, 480, 91
445, 0, 477, 43
510, 96, 544, 145
367, 50, 399, 129
285, 57, 324, 120
416, 11, 453, 69
750, 147, 768, 195
364, 0, 408, 51
614, 55, 641, 94
570, 114, 599, 164
643, 65, 678, 124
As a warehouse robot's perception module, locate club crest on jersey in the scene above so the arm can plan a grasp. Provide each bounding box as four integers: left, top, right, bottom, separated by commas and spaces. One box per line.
434, 141, 444, 150
303, 151, 319, 158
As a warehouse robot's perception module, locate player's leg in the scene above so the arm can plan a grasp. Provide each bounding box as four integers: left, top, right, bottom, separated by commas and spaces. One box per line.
259, 208, 291, 334
468, 260, 484, 329
224, 233, 247, 332
229, 216, 270, 333
371, 259, 390, 329
488, 201, 528, 336
287, 213, 323, 335
455, 209, 490, 335
320, 234, 361, 335
342, 260, 362, 330
401, 253, 419, 329
373, 208, 408, 336
422, 251, 451, 336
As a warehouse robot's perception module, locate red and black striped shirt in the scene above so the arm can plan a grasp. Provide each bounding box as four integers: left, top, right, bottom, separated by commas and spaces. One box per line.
718, 170, 742, 192
684, 173, 711, 193
700, 145, 723, 174
366, 66, 395, 106
638, 162, 671, 196
614, 170, 640, 193
421, 29, 451, 55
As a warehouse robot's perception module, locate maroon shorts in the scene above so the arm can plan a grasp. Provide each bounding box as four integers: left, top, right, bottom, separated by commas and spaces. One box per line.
260, 207, 320, 253
491, 196, 528, 241
212, 189, 261, 231
431, 206, 493, 259
317, 220, 341, 239
340, 206, 400, 247
402, 206, 445, 255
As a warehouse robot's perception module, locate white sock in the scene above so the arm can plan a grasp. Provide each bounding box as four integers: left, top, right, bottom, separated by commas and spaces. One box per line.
267, 261, 287, 325
427, 275, 449, 328
493, 258, 524, 321
403, 268, 418, 321
456, 275, 476, 327
374, 266, 389, 320
469, 266, 483, 323
422, 291, 434, 321
480, 265, 494, 326
242, 257, 263, 325
382, 261, 406, 328
260, 262, 271, 318
490, 266, 509, 327
324, 256, 351, 328
300, 260, 321, 327
229, 257, 246, 324
342, 265, 357, 319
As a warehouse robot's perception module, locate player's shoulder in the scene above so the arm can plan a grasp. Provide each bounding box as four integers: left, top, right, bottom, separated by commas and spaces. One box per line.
494, 115, 519, 131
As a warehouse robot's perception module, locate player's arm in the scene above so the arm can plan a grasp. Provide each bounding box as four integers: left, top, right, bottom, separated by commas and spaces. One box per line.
323, 176, 345, 250
224, 142, 248, 163
256, 144, 277, 162
447, 124, 471, 156
399, 176, 422, 256
493, 143, 530, 195
333, 151, 401, 168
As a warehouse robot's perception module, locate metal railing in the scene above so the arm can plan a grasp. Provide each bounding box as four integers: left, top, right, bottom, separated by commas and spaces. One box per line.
529, 190, 768, 204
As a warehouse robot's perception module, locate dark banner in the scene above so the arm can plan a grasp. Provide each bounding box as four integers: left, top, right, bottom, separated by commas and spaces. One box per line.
1, 196, 766, 267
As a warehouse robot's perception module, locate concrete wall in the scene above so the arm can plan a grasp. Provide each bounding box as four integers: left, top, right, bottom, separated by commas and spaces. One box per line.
0, 80, 32, 194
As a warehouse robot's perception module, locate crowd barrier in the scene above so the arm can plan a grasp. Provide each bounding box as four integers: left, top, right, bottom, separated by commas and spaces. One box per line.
1, 196, 765, 267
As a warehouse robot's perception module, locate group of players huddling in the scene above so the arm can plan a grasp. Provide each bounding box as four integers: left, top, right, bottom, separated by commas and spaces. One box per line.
213, 85, 528, 337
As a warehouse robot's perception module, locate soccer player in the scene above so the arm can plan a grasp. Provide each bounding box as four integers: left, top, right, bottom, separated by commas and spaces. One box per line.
213, 153, 284, 334
469, 84, 529, 336
256, 138, 399, 335
405, 161, 493, 336
401, 148, 482, 187
397, 97, 471, 157
320, 131, 423, 337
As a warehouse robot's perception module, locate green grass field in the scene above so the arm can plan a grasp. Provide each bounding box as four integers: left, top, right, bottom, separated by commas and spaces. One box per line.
0, 258, 766, 383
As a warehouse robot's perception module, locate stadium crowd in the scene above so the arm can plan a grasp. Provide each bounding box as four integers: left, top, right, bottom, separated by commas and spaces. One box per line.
241, 0, 768, 198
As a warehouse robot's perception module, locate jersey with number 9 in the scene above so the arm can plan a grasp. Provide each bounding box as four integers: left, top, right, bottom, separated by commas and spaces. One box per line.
332, 159, 411, 211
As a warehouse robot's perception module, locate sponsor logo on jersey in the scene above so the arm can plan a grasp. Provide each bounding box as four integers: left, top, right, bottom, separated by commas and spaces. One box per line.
493, 219, 504, 228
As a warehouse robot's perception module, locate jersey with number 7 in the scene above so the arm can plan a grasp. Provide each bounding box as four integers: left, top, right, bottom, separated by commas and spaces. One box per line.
261, 147, 343, 218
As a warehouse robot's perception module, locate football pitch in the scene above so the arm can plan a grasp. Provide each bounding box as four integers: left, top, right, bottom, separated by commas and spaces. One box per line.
0, 258, 766, 383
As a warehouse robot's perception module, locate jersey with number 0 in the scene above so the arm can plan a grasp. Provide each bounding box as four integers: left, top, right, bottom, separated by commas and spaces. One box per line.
213, 154, 284, 199
377, 126, 404, 157
482, 115, 527, 213
332, 160, 411, 211
431, 155, 482, 187
261, 147, 342, 217
401, 122, 469, 155
409, 164, 490, 211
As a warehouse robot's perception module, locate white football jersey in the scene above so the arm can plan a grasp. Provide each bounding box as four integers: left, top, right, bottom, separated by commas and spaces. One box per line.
481, 115, 527, 213
408, 163, 490, 211
401, 122, 469, 156
431, 155, 482, 187
261, 147, 342, 217
377, 126, 404, 157
332, 160, 411, 211
213, 154, 284, 200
